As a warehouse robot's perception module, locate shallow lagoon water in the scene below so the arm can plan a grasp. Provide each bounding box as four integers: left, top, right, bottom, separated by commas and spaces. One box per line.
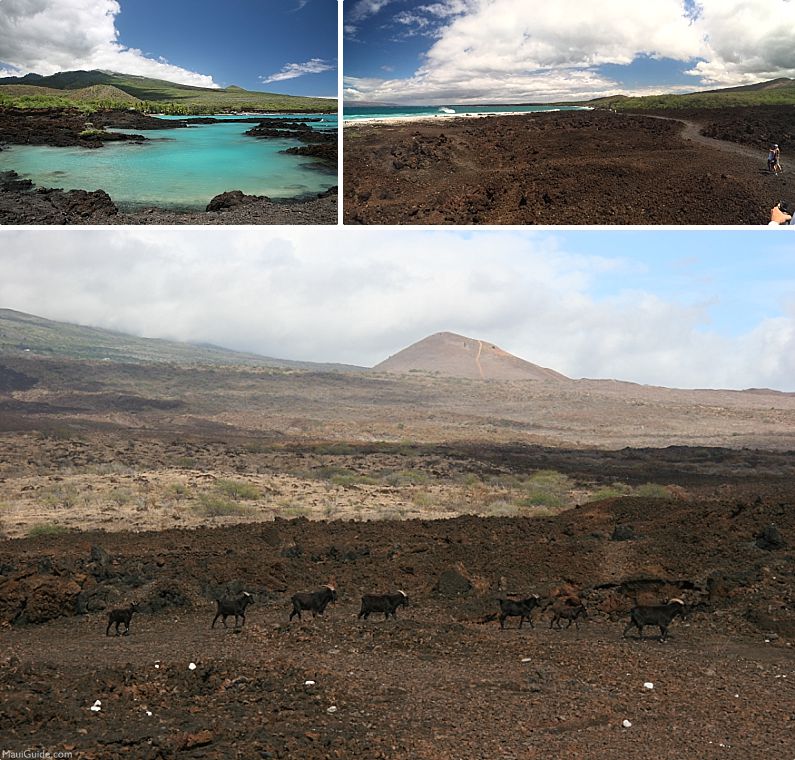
0, 114, 337, 210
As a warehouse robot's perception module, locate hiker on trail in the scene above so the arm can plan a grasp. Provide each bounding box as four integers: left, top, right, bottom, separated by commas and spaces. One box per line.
768, 144, 782, 174
769, 201, 791, 225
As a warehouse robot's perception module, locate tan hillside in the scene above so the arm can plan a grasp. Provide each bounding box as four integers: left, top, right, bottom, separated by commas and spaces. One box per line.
374, 331, 568, 381
0, 83, 141, 103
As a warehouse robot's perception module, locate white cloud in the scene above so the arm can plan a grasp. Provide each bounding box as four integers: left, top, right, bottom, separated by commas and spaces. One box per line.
348, 0, 398, 22
0, 229, 792, 391
261, 58, 334, 84
345, 0, 400, 37
346, 0, 795, 102
0, 0, 218, 87
685, 0, 795, 85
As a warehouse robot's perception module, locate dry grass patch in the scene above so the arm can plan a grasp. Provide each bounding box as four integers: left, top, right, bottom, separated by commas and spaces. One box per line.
27, 523, 70, 538
192, 495, 254, 518
214, 479, 261, 500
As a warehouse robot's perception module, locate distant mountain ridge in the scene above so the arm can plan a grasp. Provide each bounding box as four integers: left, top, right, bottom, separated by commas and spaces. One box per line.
0, 69, 336, 113
1, 311, 788, 394
0, 309, 361, 372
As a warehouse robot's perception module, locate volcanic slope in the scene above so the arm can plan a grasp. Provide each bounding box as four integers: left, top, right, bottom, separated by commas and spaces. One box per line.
0, 309, 361, 371
2, 313, 795, 449
374, 331, 568, 381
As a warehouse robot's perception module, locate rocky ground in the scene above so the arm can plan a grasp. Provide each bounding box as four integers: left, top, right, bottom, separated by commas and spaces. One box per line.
0, 352, 793, 756
0, 107, 150, 148
0, 107, 338, 224
0, 478, 792, 758
0, 171, 337, 224
657, 105, 794, 154
343, 108, 789, 225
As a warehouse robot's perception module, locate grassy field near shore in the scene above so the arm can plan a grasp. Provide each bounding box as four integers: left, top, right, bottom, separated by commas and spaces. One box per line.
0, 70, 336, 114
580, 78, 795, 110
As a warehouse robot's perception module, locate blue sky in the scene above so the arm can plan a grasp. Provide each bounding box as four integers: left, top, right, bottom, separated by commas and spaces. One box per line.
553, 231, 795, 339
344, 0, 795, 104
1, 229, 793, 390
0, 0, 337, 97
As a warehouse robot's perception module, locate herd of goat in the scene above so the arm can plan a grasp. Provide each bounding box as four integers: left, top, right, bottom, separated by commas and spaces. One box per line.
106, 584, 691, 642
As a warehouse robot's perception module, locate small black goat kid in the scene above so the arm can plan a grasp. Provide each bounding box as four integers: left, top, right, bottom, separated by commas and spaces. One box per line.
106, 602, 138, 636
212, 591, 254, 629
289, 585, 337, 621
623, 598, 686, 641
358, 590, 409, 620
497, 595, 541, 629
549, 599, 587, 630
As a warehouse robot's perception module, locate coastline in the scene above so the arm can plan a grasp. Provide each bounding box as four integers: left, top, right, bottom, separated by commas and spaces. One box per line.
343, 106, 590, 126
344, 107, 784, 225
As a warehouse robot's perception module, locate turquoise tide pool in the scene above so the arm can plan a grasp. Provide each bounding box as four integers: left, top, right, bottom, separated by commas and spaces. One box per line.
0, 114, 337, 210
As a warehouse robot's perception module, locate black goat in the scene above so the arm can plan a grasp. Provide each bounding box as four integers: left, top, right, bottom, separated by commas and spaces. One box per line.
211, 592, 254, 629
498, 595, 541, 629
623, 598, 686, 641
106, 602, 138, 636
549, 599, 587, 630
358, 591, 409, 620
289, 585, 337, 621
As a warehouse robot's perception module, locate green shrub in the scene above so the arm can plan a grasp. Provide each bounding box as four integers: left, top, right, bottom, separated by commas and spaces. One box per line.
634, 483, 670, 499
109, 487, 133, 506
192, 495, 252, 518
411, 491, 437, 509
40, 484, 82, 509
519, 492, 567, 508
27, 523, 69, 538
214, 479, 260, 500
521, 470, 573, 508
482, 499, 523, 517
587, 484, 632, 502
280, 503, 309, 518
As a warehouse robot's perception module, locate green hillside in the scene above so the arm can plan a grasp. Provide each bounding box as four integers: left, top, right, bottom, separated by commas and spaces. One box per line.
581, 78, 795, 110
0, 310, 358, 371
0, 70, 336, 114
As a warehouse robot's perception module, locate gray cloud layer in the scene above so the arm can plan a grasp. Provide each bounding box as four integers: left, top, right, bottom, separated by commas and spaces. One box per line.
0, 229, 792, 391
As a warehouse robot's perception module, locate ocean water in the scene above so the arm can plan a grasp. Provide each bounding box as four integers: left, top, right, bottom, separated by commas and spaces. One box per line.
0, 113, 337, 210
343, 104, 589, 121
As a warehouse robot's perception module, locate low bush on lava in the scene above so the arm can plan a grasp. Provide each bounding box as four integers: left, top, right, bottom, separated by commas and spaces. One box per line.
192, 495, 253, 518
214, 479, 261, 501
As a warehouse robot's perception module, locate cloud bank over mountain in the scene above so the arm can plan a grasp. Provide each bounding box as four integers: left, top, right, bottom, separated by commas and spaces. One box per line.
0, 0, 218, 87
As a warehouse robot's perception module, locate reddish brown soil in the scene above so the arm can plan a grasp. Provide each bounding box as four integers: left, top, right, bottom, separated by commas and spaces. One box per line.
658, 106, 795, 154
1, 480, 792, 758
343, 109, 790, 225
